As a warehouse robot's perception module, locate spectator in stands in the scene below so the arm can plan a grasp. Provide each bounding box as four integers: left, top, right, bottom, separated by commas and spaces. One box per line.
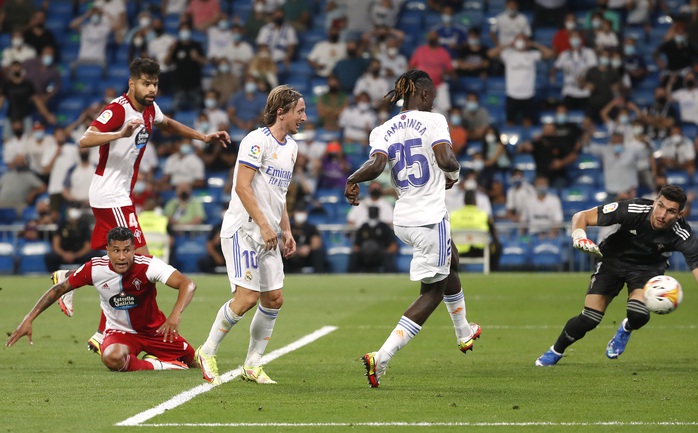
454, 28, 490, 79
317, 75, 349, 131
297, 125, 327, 164
211, 59, 240, 106
44, 207, 101, 272
551, 30, 597, 111
338, 91, 377, 146
318, 141, 352, 190
161, 140, 206, 190
331, 39, 370, 93
1, 30, 36, 69
583, 48, 621, 123
621, 36, 648, 87
584, 0, 620, 32
22, 10, 56, 58
45, 129, 78, 222
24, 46, 61, 110
69, 6, 114, 77
447, 107, 467, 156
488, 34, 554, 126
147, 18, 176, 91
587, 131, 643, 200
534, 0, 567, 28
348, 205, 398, 273
192, 112, 214, 150
244, 0, 268, 42
124, 10, 152, 47
451, 187, 501, 271
552, 13, 579, 55
627, 0, 652, 31
1, 61, 56, 138
432, 5, 468, 56
2, 119, 29, 167
283, 208, 326, 273
377, 36, 407, 81
207, 13, 234, 61
163, 182, 206, 225
353, 58, 390, 110
481, 125, 511, 188
283, 0, 311, 32
308, 26, 347, 78
654, 21, 698, 90
658, 125, 696, 178
25, 122, 57, 183
94, 0, 126, 43
0, 0, 38, 33
519, 122, 581, 189
410, 30, 454, 115
346, 181, 394, 229
361, 24, 404, 59
186, 0, 221, 32
247, 45, 279, 88
166, 23, 205, 112
552, 104, 585, 145
641, 86, 678, 140
202, 90, 229, 131
490, 0, 531, 47
626, 120, 657, 193
256, 9, 298, 71
131, 175, 158, 214
600, 97, 643, 137
371, 0, 401, 28
62, 148, 95, 209
0, 155, 46, 215
227, 75, 267, 131
461, 92, 490, 141
334, 0, 377, 41
505, 169, 536, 222
128, 27, 150, 63
593, 18, 619, 50
287, 153, 319, 215
519, 176, 563, 240
217, 24, 253, 82
670, 72, 698, 125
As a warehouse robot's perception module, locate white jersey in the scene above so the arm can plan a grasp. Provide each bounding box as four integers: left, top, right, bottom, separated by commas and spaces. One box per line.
221, 127, 298, 244
369, 110, 453, 227
88, 95, 164, 208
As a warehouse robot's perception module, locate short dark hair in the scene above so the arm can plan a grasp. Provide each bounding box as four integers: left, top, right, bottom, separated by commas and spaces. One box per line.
129, 57, 160, 80
658, 185, 688, 211
107, 227, 134, 246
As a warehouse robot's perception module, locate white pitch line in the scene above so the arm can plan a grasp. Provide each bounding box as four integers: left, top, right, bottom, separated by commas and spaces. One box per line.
132, 421, 698, 428
116, 326, 338, 427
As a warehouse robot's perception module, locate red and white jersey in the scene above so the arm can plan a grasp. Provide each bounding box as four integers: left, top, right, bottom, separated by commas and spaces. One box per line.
68, 254, 176, 335
88, 94, 164, 208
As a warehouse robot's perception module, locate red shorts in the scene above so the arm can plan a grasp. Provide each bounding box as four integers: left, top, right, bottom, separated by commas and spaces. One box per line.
102, 329, 195, 364
91, 205, 146, 250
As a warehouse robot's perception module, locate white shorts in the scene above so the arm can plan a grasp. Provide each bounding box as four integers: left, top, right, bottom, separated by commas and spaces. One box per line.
394, 218, 451, 283
221, 230, 284, 293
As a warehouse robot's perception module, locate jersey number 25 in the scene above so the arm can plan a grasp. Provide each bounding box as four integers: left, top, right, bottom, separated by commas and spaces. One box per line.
388, 138, 430, 189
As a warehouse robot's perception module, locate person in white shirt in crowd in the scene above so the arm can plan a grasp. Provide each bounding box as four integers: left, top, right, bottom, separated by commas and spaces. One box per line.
146, 18, 176, 89
307, 25, 347, 78
587, 131, 644, 200
202, 90, 229, 131
353, 58, 391, 110
377, 36, 407, 81
593, 18, 619, 50
333, 0, 377, 41
600, 97, 642, 137
210, 58, 240, 106
488, 33, 554, 126
161, 139, 206, 190
62, 148, 96, 209
670, 72, 698, 125
123, 10, 151, 47
1, 30, 36, 68
2, 118, 30, 168
24, 121, 57, 183
370, 0, 401, 28
256, 9, 298, 68
94, 0, 126, 43
520, 176, 563, 239
69, 6, 114, 76
490, 0, 531, 47
346, 181, 394, 229
551, 30, 597, 110
218, 23, 254, 82
658, 124, 696, 178
207, 13, 234, 61
44, 129, 80, 222
446, 172, 493, 216
296, 124, 327, 165
505, 169, 536, 222
338, 91, 377, 146
625, 121, 657, 193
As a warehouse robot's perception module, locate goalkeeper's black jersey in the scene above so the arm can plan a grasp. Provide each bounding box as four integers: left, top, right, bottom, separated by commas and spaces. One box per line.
595, 198, 698, 270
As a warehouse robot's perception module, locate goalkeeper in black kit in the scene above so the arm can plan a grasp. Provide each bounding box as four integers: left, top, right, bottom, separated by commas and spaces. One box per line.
535, 185, 698, 366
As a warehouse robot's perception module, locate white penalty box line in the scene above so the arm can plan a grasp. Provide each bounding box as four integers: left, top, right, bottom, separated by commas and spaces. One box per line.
116, 325, 338, 427
131, 421, 698, 428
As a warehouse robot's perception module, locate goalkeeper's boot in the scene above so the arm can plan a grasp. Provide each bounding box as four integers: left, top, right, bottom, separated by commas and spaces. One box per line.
143, 354, 189, 370
362, 352, 385, 388
241, 365, 277, 384
458, 322, 482, 353
535, 346, 563, 366
195, 346, 221, 385
52, 270, 73, 317
87, 331, 104, 355
606, 318, 632, 359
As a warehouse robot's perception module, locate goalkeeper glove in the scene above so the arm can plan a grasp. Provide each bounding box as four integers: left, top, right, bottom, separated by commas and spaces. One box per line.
572, 229, 603, 258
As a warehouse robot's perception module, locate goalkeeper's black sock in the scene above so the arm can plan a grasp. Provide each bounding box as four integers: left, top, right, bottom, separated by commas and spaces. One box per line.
553, 307, 604, 353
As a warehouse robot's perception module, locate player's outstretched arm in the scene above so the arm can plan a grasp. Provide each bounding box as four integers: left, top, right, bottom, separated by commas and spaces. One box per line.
80, 121, 144, 148
5, 280, 74, 347
571, 207, 602, 258
157, 115, 231, 147
158, 270, 197, 343
345, 152, 388, 206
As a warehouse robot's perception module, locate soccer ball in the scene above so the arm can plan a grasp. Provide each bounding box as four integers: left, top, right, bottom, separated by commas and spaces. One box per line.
643, 275, 683, 315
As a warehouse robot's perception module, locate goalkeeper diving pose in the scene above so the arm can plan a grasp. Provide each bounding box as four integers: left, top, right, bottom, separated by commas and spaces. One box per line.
535, 185, 698, 366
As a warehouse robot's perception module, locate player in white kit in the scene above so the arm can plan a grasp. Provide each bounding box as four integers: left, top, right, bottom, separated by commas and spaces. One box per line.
344, 70, 481, 387
54, 58, 230, 354
195, 85, 306, 385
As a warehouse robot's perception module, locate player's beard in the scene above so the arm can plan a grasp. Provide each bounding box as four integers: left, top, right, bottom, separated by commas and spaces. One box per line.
135, 91, 155, 106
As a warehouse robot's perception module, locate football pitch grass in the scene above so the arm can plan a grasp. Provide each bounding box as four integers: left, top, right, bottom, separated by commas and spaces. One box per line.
1, 273, 696, 433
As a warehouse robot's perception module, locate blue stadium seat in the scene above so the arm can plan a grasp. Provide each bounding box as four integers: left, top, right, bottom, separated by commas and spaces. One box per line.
560, 185, 594, 203
57, 96, 86, 113
666, 170, 691, 187
326, 246, 350, 273
18, 241, 50, 274
531, 238, 567, 271
173, 241, 207, 273
75, 64, 104, 81
0, 207, 18, 224
174, 110, 198, 127
512, 153, 536, 171
499, 240, 530, 270
0, 242, 15, 274
108, 65, 131, 80
456, 10, 484, 28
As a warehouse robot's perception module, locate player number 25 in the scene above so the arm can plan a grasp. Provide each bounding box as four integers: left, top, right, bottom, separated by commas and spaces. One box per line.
388, 138, 430, 189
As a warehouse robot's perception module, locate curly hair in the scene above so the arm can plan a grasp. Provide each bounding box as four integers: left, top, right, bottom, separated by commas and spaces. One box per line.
384, 69, 433, 107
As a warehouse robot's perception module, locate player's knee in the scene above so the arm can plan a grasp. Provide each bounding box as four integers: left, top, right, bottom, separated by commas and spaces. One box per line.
260, 290, 283, 309
101, 349, 126, 371
626, 299, 650, 330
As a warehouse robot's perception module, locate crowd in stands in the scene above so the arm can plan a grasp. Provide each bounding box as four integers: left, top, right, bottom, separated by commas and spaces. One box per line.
1, 0, 698, 274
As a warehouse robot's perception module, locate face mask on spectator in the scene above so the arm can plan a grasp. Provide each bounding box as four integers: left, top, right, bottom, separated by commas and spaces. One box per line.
33, 130, 45, 141
254, 2, 265, 13
139, 16, 151, 28
199, 121, 209, 131
179, 29, 191, 41
41, 54, 53, 66
91, 14, 101, 25
569, 37, 581, 48
565, 20, 576, 30
133, 181, 146, 194
466, 101, 479, 111
218, 63, 231, 73
591, 18, 601, 29
180, 144, 194, 154
449, 114, 462, 126
218, 20, 229, 30
133, 36, 144, 47
624, 45, 635, 56
618, 114, 629, 124
387, 47, 398, 57
294, 212, 308, 224
245, 82, 257, 93
536, 186, 548, 196
611, 58, 622, 68
485, 133, 497, 144
468, 37, 480, 46
441, 14, 452, 25
357, 101, 371, 111
204, 98, 217, 109
556, 113, 567, 124
11, 37, 23, 48
633, 125, 644, 135
599, 56, 609, 66
232, 33, 241, 43
675, 34, 686, 44
514, 39, 526, 50
472, 159, 484, 171
613, 144, 624, 154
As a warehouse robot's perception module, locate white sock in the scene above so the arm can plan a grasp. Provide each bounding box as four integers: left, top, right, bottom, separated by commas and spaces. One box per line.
244, 305, 279, 367
443, 290, 472, 342
377, 316, 421, 371
202, 300, 243, 355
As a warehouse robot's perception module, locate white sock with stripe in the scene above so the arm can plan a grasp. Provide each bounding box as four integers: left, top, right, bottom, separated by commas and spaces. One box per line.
202, 300, 243, 355
443, 290, 472, 341
244, 305, 280, 367
377, 316, 421, 371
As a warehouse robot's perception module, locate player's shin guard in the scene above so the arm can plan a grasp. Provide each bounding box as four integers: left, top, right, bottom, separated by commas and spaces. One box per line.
443, 290, 471, 341
626, 299, 650, 330
245, 305, 279, 367
377, 316, 421, 371
202, 300, 243, 355
553, 307, 604, 353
